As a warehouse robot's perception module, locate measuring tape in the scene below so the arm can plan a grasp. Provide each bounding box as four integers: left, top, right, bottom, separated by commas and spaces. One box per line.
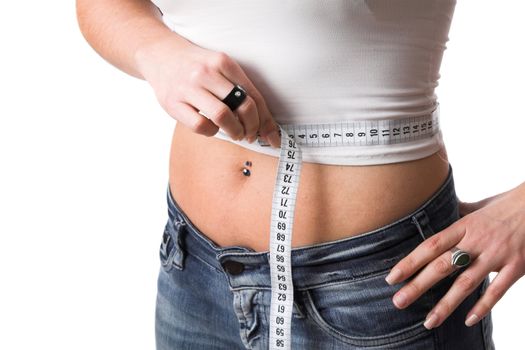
261, 105, 440, 350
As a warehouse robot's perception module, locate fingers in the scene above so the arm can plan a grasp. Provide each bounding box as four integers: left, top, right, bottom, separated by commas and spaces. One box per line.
231, 93, 260, 143
169, 101, 219, 137
182, 62, 248, 141
385, 220, 466, 285
184, 87, 246, 141
392, 253, 456, 309
422, 253, 493, 329
212, 51, 281, 148
152, 46, 282, 147
465, 263, 521, 327
391, 244, 481, 312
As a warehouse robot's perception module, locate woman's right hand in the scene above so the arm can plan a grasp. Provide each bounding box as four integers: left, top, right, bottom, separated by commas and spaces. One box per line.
134, 34, 282, 148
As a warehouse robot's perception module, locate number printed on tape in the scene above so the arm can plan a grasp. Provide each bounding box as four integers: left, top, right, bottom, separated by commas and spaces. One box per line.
269, 127, 302, 350
258, 108, 440, 148
266, 107, 440, 349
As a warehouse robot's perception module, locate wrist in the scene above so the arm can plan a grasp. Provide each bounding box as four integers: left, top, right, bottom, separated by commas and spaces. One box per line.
134, 30, 193, 81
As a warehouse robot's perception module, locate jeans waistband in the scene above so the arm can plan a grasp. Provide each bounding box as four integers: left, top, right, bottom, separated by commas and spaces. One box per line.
164, 163, 457, 291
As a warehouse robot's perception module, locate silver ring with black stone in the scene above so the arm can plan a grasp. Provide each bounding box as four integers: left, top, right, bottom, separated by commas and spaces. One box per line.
450, 246, 471, 269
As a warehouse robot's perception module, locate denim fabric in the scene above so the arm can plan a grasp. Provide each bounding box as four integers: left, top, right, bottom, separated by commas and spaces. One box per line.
155, 163, 496, 350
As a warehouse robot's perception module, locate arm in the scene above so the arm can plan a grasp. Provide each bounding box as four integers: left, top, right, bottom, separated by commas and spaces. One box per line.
76, 0, 191, 80
386, 176, 525, 329
75, 0, 282, 146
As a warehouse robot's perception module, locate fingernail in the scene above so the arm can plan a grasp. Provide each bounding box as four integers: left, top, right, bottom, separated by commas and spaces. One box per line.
267, 130, 281, 147
385, 268, 402, 285
424, 313, 439, 329
393, 292, 407, 308
246, 136, 256, 144
465, 314, 480, 327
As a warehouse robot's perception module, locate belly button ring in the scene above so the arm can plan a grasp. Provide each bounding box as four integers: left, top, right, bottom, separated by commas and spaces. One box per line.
242, 160, 252, 176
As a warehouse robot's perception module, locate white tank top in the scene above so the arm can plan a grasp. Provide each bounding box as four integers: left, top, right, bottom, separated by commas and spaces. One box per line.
152, 0, 457, 165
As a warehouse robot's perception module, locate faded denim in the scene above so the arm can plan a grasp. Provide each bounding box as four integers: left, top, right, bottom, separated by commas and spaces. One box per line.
155, 163, 495, 350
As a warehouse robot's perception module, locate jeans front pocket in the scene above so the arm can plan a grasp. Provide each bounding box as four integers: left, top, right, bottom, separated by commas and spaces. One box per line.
301, 268, 435, 348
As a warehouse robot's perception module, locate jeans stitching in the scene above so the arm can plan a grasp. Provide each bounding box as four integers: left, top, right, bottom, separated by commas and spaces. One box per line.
186, 250, 222, 273
297, 266, 392, 291
303, 289, 429, 347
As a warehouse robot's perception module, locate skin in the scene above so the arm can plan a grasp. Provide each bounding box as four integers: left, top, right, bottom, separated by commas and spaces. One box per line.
386, 186, 525, 329
76, 0, 525, 332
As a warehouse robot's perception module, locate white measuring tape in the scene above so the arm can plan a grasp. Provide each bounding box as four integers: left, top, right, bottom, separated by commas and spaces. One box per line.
261, 105, 440, 350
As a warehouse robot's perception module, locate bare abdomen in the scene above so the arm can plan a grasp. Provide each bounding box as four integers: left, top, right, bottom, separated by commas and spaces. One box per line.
168, 122, 451, 252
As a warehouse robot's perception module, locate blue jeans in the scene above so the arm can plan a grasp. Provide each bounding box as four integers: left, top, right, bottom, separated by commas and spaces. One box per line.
155, 164, 495, 349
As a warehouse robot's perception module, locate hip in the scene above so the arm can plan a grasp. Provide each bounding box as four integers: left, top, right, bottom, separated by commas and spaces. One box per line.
168, 122, 451, 252
157, 160, 495, 350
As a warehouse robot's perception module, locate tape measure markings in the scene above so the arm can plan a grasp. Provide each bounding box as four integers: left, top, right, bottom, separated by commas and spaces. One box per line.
258, 111, 439, 148
265, 107, 440, 350
269, 127, 302, 350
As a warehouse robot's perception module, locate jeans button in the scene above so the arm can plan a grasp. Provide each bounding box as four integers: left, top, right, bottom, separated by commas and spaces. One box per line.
222, 260, 245, 275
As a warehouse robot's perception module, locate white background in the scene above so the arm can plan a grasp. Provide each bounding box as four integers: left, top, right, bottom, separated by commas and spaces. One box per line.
1, 1, 524, 349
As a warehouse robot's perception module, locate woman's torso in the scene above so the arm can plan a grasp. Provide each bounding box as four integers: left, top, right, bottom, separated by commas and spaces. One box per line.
160, 0, 457, 252
169, 123, 450, 252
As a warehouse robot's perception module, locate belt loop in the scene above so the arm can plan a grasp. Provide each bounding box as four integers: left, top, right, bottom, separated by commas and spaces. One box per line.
168, 214, 187, 270
411, 209, 434, 241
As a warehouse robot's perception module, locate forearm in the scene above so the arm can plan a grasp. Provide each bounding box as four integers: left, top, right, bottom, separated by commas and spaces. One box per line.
76, 0, 192, 79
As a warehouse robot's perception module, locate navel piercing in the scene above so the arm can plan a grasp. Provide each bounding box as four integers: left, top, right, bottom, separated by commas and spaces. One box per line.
242, 160, 252, 176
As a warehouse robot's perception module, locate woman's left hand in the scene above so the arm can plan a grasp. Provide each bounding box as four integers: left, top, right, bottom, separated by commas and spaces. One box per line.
384, 182, 525, 329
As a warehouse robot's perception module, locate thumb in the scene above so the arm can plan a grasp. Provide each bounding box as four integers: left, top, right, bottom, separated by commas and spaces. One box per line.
258, 116, 282, 149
